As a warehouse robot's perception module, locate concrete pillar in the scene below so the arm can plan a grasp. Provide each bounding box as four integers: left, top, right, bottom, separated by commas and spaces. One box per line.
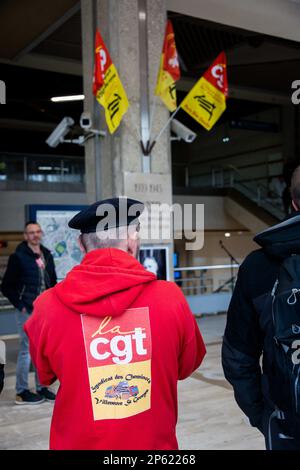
81, 0, 174, 279
81, 0, 104, 202
81, 0, 170, 199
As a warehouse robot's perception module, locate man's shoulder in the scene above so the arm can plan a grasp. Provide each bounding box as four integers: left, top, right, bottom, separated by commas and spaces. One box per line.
238, 248, 281, 298
242, 248, 267, 268
13, 242, 27, 257
144, 279, 186, 305
241, 248, 279, 272
147, 279, 183, 294
41, 245, 52, 256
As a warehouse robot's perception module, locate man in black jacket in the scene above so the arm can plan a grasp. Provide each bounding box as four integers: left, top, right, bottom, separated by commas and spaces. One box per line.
1, 221, 57, 404
222, 166, 300, 450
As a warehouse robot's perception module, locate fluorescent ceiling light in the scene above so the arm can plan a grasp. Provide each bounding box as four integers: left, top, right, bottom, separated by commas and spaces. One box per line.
51, 94, 84, 102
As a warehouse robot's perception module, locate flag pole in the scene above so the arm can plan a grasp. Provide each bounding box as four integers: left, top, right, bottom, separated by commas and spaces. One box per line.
148, 104, 181, 152
141, 99, 180, 155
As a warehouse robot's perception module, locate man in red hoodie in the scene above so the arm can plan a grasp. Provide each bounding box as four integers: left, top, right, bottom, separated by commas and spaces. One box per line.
24, 197, 206, 450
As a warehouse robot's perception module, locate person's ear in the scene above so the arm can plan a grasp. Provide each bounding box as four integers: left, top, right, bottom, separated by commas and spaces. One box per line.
127, 237, 135, 255
292, 200, 299, 211
78, 235, 87, 254
23, 231, 28, 241
127, 236, 139, 258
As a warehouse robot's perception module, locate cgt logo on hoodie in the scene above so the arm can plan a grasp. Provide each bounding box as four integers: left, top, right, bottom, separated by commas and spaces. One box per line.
81, 307, 152, 420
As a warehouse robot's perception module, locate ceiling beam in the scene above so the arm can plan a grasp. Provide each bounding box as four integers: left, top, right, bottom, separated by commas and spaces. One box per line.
0, 0, 80, 60
14, 2, 81, 60
0, 118, 57, 132
0, 118, 82, 134
0, 54, 82, 76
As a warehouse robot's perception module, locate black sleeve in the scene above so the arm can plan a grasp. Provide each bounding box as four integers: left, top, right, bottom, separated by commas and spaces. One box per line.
1, 254, 24, 310
46, 253, 57, 287
222, 259, 264, 430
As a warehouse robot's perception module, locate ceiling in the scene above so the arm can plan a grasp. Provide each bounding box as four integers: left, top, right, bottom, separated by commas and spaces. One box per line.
0, 1, 299, 156
170, 12, 300, 94
0, 0, 80, 61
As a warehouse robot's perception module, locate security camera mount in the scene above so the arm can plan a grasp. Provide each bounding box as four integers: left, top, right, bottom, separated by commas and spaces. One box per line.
62, 128, 107, 146
46, 116, 106, 148
171, 118, 197, 143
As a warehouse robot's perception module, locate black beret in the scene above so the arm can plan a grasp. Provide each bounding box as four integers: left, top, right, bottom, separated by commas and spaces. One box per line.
68, 197, 144, 233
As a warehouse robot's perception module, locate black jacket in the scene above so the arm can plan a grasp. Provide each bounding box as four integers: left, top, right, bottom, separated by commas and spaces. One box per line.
1, 241, 57, 313
222, 212, 300, 432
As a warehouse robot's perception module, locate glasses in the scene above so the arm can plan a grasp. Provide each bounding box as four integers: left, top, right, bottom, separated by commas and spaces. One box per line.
26, 230, 42, 236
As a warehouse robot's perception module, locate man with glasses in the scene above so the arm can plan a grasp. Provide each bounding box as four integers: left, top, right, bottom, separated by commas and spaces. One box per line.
1, 221, 57, 404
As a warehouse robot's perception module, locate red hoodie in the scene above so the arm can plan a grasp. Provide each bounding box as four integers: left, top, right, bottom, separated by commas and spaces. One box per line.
24, 248, 206, 450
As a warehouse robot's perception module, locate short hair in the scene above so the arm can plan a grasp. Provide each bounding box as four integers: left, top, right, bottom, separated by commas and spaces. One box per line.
24, 221, 40, 230
80, 224, 139, 252
290, 166, 300, 209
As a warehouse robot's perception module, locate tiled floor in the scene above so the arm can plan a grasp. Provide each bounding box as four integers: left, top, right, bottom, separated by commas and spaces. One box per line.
0, 314, 264, 450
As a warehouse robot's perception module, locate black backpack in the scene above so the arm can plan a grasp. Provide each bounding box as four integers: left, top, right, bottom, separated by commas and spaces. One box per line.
269, 254, 300, 421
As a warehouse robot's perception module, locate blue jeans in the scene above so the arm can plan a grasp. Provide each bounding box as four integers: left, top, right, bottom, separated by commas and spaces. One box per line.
15, 310, 43, 394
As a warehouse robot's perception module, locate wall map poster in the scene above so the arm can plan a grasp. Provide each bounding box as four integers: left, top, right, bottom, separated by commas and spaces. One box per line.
28, 205, 86, 280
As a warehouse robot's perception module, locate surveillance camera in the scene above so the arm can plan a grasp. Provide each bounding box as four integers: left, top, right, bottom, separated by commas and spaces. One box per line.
171, 119, 197, 143
46, 117, 75, 148
80, 112, 92, 130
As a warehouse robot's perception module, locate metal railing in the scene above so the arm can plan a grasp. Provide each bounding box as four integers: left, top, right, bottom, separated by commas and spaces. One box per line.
175, 264, 240, 315
174, 264, 239, 296
212, 165, 286, 220
0, 152, 85, 191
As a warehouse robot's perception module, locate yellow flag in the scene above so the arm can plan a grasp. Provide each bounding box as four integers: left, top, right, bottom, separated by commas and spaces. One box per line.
180, 52, 228, 131
93, 30, 129, 134
155, 20, 180, 112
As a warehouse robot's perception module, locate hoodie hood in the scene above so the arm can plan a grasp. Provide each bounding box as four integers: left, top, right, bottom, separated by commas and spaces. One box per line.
254, 212, 300, 259
54, 247, 156, 317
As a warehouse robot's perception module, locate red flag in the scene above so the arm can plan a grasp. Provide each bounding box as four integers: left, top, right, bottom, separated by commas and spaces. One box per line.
155, 20, 181, 111
203, 51, 228, 97
93, 30, 112, 96
92, 29, 129, 134
180, 52, 228, 130
162, 20, 181, 82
